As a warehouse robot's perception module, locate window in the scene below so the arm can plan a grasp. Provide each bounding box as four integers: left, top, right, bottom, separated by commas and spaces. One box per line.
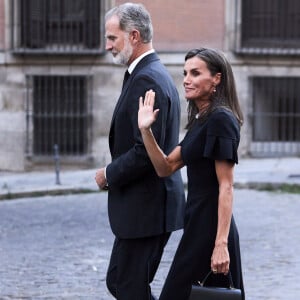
13, 0, 102, 54
251, 77, 300, 156
237, 0, 300, 55
26, 75, 93, 158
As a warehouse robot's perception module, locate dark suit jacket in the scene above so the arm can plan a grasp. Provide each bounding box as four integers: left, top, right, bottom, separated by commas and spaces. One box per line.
106, 52, 185, 239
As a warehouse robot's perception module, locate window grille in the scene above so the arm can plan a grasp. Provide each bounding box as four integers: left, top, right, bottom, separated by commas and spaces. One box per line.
26, 75, 93, 158
237, 0, 300, 55
12, 0, 103, 54
251, 77, 300, 156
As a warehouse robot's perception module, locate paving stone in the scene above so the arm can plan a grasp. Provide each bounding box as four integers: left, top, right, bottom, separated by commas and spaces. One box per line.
0, 190, 299, 299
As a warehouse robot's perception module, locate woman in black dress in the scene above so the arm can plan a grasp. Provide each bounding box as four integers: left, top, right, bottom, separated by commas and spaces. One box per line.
138, 48, 245, 300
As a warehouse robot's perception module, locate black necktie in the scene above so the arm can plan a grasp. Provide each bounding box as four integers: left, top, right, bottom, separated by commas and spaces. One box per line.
122, 70, 130, 89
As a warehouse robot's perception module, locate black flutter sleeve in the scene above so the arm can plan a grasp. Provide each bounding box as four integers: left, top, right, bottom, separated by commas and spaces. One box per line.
203, 110, 240, 164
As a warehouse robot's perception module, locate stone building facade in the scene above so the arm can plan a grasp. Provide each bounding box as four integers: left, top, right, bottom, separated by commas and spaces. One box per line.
0, 0, 299, 171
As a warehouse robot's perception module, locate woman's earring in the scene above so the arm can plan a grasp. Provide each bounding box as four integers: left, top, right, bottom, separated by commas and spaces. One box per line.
213, 86, 216, 93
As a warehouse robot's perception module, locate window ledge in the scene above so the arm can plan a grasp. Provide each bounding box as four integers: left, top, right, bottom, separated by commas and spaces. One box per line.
235, 47, 300, 56
11, 48, 104, 56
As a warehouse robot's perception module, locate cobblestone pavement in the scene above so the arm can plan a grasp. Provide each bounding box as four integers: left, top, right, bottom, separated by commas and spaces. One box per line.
0, 190, 299, 299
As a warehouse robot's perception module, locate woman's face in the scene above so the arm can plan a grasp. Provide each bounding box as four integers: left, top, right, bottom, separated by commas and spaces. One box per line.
183, 56, 220, 104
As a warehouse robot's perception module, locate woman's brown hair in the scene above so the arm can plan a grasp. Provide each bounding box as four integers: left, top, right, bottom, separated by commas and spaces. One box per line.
184, 48, 243, 130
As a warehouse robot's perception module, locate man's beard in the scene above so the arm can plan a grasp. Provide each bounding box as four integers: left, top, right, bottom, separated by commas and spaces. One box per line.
113, 37, 133, 65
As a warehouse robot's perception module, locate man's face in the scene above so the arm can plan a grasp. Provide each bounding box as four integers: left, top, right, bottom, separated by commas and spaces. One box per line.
105, 15, 133, 65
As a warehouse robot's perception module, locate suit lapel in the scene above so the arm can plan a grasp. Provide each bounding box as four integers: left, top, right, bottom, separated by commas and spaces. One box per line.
110, 73, 131, 124
108, 53, 160, 152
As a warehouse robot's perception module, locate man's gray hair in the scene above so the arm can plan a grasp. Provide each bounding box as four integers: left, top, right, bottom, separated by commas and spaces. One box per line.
105, 2, 153, 43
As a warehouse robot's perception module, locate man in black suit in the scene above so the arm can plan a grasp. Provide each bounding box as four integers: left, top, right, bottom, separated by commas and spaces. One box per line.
95, 3, 185, 299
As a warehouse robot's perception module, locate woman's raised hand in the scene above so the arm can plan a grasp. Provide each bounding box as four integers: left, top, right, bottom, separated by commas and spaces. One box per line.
138, 90, 159, 130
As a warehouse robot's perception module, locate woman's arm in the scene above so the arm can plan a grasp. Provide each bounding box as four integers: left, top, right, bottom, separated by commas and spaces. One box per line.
138, 90, 184, 177
211, 159, 235, 274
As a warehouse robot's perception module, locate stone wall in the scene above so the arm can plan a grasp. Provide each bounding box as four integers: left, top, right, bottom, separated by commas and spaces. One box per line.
0, 0, 299, 171
115, 0, 226, 51
0, 52, 254, 171
0, 0, 4, 49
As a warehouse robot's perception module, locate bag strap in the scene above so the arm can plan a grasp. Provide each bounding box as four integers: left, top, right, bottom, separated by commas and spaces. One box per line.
199, 270, 235, 289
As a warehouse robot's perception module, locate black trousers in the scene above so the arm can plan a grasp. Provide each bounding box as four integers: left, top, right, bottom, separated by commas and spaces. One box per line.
106, 232, 171, 300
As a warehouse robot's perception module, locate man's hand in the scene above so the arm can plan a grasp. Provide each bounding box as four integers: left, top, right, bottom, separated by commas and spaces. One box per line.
95, 168, 108, 190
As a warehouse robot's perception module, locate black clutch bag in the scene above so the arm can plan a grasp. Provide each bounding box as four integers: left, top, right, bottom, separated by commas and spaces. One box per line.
189, 270, 242, 300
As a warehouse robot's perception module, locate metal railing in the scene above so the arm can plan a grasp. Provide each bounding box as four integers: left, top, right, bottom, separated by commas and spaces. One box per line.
251, 77, 300, 156
11, 0, 103, 55
26, 75, 93, 158
236, 0, 300, 55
